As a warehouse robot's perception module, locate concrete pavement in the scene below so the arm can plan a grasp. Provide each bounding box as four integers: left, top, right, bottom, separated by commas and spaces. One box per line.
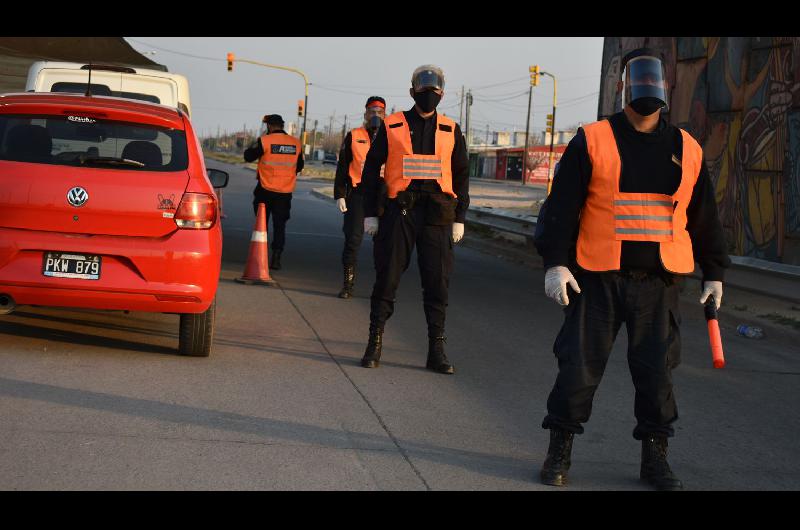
0, 158, 798, 490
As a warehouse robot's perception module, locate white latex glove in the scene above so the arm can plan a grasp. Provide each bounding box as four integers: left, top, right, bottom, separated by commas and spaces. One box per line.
544, 266, 581, 306
364, 217, 379, 236
700, 281, 723, 310
452, 222, 464, 244
337, 198, 348, 213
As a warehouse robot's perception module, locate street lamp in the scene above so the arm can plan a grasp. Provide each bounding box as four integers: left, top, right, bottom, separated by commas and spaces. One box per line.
226, 53, 310, 152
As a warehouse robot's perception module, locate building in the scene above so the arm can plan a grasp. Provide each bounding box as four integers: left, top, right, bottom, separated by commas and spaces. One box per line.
468, 144, 567, 182
599, 37, 800, 265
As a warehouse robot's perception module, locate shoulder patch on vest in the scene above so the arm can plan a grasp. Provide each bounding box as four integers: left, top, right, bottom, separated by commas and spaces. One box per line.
388, 122, 404, 129
270, 144, 298, 155
438, 124, 453, 132
355, 139, 368, 144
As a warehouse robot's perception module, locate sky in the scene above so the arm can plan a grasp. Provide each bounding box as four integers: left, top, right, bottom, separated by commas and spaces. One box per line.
126, 37, 605, 141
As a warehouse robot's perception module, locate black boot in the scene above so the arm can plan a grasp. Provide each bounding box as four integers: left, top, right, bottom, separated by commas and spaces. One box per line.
338, 265, 355, 299
270, 249, 282, 270
640, 435, 683, 491
426, 336, 454, 374
360, 326, 383, 368
540, 428, 574, 487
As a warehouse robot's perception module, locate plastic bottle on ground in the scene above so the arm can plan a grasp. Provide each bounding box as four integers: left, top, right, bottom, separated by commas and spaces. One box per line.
737, 324, 765, 339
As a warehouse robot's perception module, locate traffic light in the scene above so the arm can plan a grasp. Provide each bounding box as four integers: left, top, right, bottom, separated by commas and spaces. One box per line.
530, 65, 540, 87
227, 53, 235, 72
546, 113, 554, 133
297, 99, 304, 117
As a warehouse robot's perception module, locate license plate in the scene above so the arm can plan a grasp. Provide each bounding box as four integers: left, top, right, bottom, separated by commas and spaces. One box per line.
42, 252, 102, 280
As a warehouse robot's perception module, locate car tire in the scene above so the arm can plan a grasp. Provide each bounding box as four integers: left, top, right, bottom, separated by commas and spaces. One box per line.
178, 298, 216, 357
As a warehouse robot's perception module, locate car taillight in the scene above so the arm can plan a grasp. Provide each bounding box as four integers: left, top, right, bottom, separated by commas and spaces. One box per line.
174, 193, 217, 229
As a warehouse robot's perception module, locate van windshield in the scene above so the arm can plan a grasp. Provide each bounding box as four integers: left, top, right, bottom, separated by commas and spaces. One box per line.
0, 114, 188, 171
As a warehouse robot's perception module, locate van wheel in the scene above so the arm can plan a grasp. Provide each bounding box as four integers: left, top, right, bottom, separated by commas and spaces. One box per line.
178, 298, 216, 357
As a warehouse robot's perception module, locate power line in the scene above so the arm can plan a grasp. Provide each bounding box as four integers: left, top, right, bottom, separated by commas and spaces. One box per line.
473, 90, 529, 103
312, 84, 408, 97
470, 75, 529, 90
126, 38, 223, 62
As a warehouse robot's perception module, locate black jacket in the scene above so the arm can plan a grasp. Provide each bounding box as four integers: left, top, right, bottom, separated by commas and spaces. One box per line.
534, 111, 730, 281
360, 108, 470, 223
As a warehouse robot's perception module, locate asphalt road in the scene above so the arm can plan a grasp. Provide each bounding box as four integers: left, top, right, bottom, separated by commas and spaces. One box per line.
0, 159, 798, 490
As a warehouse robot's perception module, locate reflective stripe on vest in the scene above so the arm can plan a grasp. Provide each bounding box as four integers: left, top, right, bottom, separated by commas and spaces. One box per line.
402, 154, 442, 179
612, 192, 675, 242
258, 133, 301, 193
383, 112, 456, 199
575, 119, 702, 274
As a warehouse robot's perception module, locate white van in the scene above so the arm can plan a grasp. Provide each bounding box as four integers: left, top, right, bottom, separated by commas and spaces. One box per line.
25, 61, 192, 117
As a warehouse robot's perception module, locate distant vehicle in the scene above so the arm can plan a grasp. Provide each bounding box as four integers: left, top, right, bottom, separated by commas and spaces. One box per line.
25, 61, 192, 117
322, 152, 338, 165
0, 92, 227, 356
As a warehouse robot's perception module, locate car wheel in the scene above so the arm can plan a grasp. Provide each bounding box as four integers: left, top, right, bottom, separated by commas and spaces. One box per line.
178, 297, 216, 357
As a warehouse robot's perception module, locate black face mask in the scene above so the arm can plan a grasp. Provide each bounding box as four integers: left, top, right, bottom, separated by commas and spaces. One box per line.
413, 90, 442, 113
629, 97, 664, 116
367, 115, 382, 134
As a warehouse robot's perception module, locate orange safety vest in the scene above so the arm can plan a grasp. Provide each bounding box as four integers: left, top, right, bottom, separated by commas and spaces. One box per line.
576, 119, 702, 274
257, 133, 301, 193
383, 112, 456, 199
348, 128, 371, 186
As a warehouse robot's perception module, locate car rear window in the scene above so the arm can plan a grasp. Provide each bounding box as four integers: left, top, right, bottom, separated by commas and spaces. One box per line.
0, 114, 188, 171
51, 82, 161, 105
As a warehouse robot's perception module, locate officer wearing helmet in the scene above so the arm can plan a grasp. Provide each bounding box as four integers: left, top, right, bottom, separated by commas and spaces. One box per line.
533, 48, 730, 490
333, 96, 387, 299
358, 65, 470, 374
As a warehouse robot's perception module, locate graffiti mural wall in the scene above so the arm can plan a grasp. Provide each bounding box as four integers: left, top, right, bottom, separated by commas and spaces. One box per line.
599, 37, 800, 264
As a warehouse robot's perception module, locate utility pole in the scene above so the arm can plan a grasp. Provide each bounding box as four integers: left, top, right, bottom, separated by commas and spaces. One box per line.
310, 119, 318, 160
464, 89, 473, 146
328, 112, 334, 149
523, 65, 540, 185
541, 70, 558, 196
459, 85, 465, 125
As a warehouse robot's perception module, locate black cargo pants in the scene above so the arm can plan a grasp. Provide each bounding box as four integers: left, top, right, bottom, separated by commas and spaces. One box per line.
341, 188, 365, 266
253, 188, 292, 251
542, 270, 682, 440
369, 194, 455, 338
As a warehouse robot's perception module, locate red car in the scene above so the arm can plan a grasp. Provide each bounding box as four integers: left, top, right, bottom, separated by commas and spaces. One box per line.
0, 92, 228, 356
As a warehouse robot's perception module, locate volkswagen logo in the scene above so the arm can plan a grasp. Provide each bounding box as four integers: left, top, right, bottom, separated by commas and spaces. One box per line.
67, 187, 88, 208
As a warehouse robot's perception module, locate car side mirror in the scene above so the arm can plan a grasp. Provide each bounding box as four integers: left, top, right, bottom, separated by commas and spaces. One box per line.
207, 168, 229, 188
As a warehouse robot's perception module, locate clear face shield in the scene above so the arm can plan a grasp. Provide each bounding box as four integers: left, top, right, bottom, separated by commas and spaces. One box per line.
622, 56, 669, 111
412, 69, 445, 92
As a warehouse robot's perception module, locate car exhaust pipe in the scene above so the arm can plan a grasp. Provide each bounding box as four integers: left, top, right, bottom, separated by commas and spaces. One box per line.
0, 294, 16, 315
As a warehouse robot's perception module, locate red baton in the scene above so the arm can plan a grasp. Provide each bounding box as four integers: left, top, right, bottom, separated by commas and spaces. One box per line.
704, 297, 725, 369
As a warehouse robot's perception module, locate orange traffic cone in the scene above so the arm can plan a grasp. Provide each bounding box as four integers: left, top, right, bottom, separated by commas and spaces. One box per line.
235, 202, 277, 286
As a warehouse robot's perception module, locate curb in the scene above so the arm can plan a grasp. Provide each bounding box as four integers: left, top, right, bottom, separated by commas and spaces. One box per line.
311, 188, 334, 202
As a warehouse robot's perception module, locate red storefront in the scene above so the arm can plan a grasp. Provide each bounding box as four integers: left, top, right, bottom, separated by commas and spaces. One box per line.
495, 145, 567, 183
